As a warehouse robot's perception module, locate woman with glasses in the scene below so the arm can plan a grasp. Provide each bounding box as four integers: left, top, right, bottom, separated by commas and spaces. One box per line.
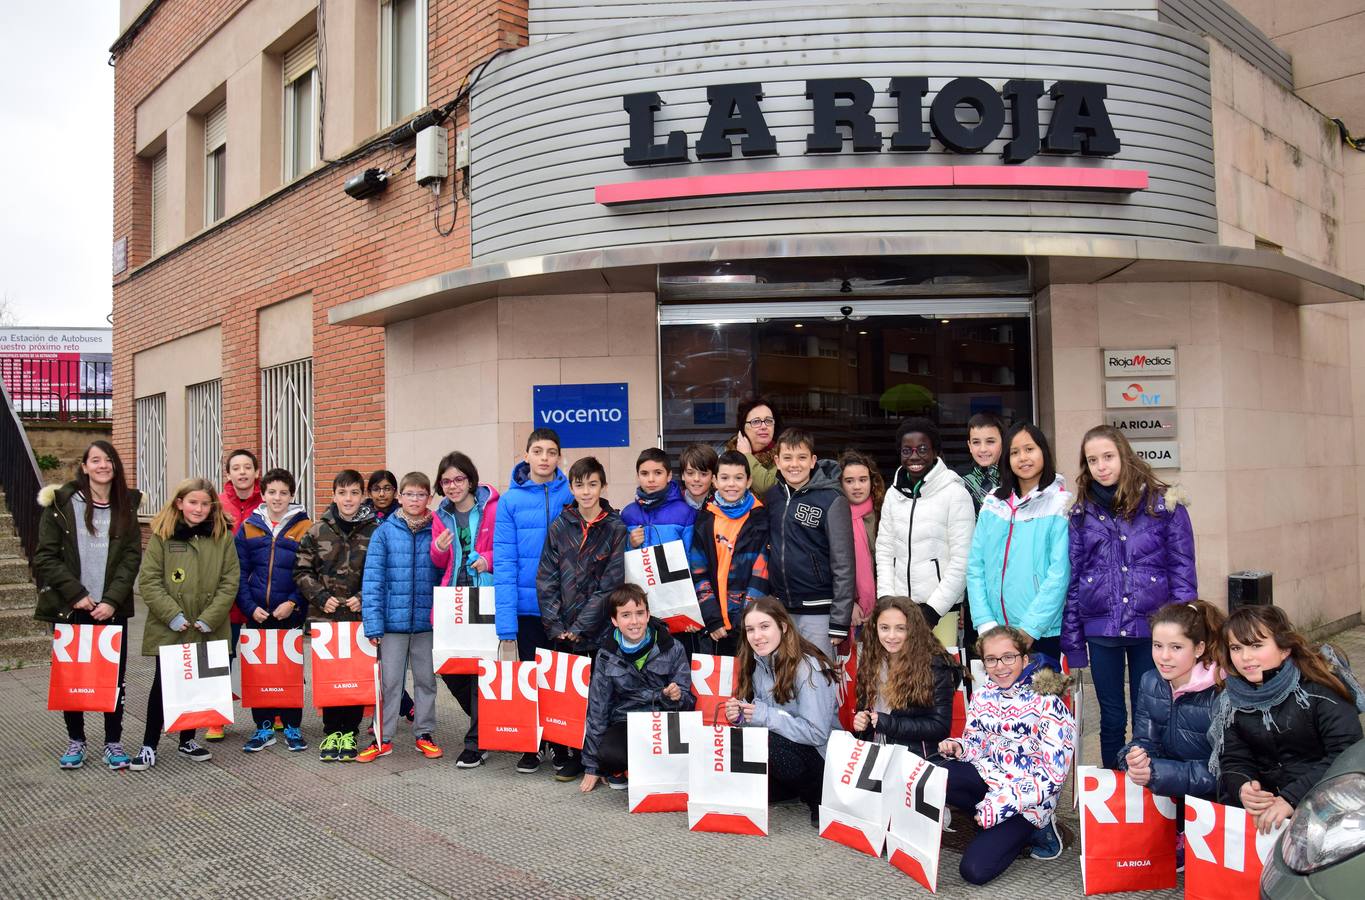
726, 396, 782, 497
873, 417, 976, 647
937, 625, 1075, 883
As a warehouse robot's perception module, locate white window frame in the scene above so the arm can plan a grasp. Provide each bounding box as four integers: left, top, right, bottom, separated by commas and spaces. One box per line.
380, 0, 427, 126
261, 358, 314, 514
150, 150, 168, 256
186, 379, 222, 485
136, 393, 167, 516
283, 34, 319, 181
204, 101, 227, 226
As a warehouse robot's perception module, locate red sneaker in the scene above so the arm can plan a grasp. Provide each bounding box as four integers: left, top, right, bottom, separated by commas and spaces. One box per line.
415, 734, 443, 759
355, 741, 392, 763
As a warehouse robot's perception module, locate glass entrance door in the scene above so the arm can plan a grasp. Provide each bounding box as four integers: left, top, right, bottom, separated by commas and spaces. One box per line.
660, 303, 1033, 479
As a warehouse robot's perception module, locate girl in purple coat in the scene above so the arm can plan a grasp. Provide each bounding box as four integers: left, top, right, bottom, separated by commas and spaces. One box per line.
1062, 425, 1196, 767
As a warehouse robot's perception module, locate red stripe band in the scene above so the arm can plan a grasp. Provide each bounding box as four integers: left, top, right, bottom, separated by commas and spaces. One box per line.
595, 165, 1148, 205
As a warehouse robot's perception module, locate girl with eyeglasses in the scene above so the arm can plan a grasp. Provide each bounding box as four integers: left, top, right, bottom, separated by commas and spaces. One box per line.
937, 625, 1075, 883
726, 396, 782, 497
363, 469, 399, 522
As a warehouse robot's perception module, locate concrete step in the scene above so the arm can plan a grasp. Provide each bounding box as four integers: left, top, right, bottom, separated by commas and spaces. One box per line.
0, 554, 31, 584
0, 535, 21, 557
0, 606, 48, 643
0, 583, 37, 611
0, 635, 51, 666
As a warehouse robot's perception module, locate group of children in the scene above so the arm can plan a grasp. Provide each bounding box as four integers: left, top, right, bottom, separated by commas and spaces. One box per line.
29, 404, 1364, 884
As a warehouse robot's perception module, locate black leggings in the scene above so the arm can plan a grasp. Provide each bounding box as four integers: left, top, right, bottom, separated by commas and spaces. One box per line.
141, 658, 195, 748
591, 723, 629, 776
441, 673, 480, 749
63, 613, 129, 745
768, 733, 825, 809
321, 706, 365, 735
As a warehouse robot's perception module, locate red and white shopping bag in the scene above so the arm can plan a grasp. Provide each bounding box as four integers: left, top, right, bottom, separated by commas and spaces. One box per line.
158, 639, 233, 732
687, 724, 769, 835
1077, 766, 1178, 894
884, 748, 948, 892
310, 621, 378, 707
432, 586, 497, 675
48, 623, 123, 713
836, 651, 858, 732
238, 627, 305, 709
818, 731, 899, 857
626, 710, 701, 813
1184, 796, 1286, 900
476, 659, 541, 752
624, 540, 704, 633
689, 653, 738, 725
535, 648, 591, 749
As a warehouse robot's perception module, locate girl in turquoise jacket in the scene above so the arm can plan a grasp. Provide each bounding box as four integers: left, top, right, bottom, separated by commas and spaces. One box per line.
966, 423, 1072, 661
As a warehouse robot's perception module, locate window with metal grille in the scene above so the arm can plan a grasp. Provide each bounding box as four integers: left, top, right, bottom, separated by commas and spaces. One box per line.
261, 359, 314, 513
380, 0, 426, 126
284, 34, 318, 181
151, 150, 168, 256
136, 393, 167, 516
186, 379, 222, 485
205, 102, 227, 225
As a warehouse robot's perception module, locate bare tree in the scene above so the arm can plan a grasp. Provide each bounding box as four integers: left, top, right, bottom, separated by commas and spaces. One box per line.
0, 291, 17, 327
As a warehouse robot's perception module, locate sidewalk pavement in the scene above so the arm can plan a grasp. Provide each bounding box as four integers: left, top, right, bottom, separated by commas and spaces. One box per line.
2, 618, 1361, 898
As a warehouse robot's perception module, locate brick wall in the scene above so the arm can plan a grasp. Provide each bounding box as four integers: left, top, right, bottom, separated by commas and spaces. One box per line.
111, 0, 529, 512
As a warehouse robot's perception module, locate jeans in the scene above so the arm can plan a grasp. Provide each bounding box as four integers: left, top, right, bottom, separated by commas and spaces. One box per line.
790, 612, 833, 661
943, 759, 1038, 885
1089, 637, 1155, 767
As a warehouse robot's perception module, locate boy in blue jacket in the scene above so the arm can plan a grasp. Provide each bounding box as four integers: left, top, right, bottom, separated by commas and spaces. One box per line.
622, 448, 696, 552
235, 468, 312, 753
358, 472, 443, 763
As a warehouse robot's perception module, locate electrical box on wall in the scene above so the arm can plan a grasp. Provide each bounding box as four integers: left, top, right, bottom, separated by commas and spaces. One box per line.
455, 128, 470, 169
415, 125, 447, 186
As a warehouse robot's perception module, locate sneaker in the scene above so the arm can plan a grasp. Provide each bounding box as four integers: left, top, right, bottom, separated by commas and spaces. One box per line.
178, 740, 212, 762
355, 740, 392, 763
274, 715, 284, 731
58, 739, 86, 770
1029, 820, 1063, 860
456, 748, 486, 769
319, 732, 341, 762
243, 721, 276, 753
103, 742, 131, 771
337, 732, 358, 762
204, 726, 225, 742
283, 726, 308, 752
605, 773, 629, 791
1175, 833, 1185, 873
128, 745, 156, 771
515, 751, 542, 774
551, 745, 571, 772
415, 734, 443, 759
554, 756, 585, 782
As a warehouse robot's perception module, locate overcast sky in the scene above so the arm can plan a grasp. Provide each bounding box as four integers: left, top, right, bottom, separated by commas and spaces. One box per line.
0, 3, 116, 327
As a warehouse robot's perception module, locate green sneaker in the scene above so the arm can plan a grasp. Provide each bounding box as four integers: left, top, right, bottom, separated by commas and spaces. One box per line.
318, 731, 341, 762
337, 731, 358, 762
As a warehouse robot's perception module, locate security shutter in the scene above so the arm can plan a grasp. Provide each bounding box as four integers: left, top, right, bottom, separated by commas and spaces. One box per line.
186, 379, 222, 484
136, 393, 167, 515
150, 150, 167, 256
261, 359, 314, 514
204, 102, 227, 153
283, 34, 317, 85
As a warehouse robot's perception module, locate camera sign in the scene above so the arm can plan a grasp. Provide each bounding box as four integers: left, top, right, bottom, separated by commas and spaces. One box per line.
1103, 348, 1176, 377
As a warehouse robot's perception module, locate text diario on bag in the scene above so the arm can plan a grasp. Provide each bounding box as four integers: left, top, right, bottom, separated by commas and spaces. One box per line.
626, 710, 701, 813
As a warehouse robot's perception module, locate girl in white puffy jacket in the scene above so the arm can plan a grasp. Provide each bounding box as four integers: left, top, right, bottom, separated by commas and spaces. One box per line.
875, 418, 976, 647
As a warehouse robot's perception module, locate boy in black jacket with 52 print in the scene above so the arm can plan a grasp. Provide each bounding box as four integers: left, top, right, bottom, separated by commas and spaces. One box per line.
764, 429, 855, 661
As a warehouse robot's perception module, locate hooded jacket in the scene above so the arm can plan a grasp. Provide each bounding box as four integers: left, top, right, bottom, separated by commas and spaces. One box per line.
854, 655, 962, 759
874, 458, 976, 618
536, 500, 628, 649
764, 459, 856, 640
1117, 663, 1219, 799
431, 483, 500, 588
361, 510, 441, 638
33, 482, 142, 622
138, 521, 239, 655
1061, 486, 1198, 668
748, 651, 839, 753
293, 503, 379, 621
688, 494, 770, 632
956, 655, 1075, 828
966, 474, 1073, 641
621, 481, 696, 551
493, 462, 573, 639
581, 619, 694, 775
235, 502, 312, 626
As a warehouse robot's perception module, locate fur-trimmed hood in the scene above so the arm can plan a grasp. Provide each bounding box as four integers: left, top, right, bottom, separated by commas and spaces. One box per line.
1014, 654, 1072, 697
37, 483, 61, 507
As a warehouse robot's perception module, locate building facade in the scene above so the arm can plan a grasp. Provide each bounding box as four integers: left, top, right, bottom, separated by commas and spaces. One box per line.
113, 0, 1365, 628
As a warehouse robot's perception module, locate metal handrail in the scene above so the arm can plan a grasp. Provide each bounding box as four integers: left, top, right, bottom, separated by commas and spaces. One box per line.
0, 376, 43, 562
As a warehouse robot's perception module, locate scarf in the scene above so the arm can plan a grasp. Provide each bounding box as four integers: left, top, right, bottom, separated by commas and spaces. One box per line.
713, 490, 756, 519
398, 509, 432, 532
635, 485, 671, 511
1207, 659, 1308, 777
892, 465, 926, 500
616, 627, 654, 670
962, 463, 999, 505
849, 497, 876, 615
1089, 481, 1118, 511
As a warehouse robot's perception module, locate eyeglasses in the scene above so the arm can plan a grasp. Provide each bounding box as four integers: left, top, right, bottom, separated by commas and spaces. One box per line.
982, 653, 1023, 668
400, 491, 429, 500
372, 485, 395, 493
745, 417, 776, 428
440, 476, 469, 488
900, 445, 933, 458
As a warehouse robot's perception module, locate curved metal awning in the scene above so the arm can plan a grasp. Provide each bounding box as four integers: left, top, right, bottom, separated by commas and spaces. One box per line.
328, 234, 1364, 327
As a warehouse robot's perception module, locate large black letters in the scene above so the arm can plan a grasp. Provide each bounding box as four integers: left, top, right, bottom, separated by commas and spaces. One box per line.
696, 84, 778, 159
805, 78, 883, 153
929, 77, 1005, 153
622, 91, 688, 165
1045, 81, 1121, 155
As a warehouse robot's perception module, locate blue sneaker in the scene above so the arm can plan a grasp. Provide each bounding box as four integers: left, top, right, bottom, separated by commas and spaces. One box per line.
103, 742, 131, 770
242, 721, 276, 753
283, 725, 308, 752
59, 739, 86, 770
1029, 820, 1063, 860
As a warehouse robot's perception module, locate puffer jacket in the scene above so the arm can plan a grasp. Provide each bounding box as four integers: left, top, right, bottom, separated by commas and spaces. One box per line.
1117, 663, 1218, 799
764, 459, 856, 640
875, 459, 976, 619
235, 503, 311, 625
1061, 486, 1197, 669
33, 482, 142, 622
138, 521, 240, 655
293, 503, 378, 621
581, 620, 694, 775
747, 652, 839, 753
621, 481, 696, 551
956, 655, 1075, 828
431, 483, 500, 588
493, 462, 573, 639
537, 501, 628, 650
688, 493, 770, 632
966, 474, 1072, 640
854, 655, 962, 759
361, 511, 441, 638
